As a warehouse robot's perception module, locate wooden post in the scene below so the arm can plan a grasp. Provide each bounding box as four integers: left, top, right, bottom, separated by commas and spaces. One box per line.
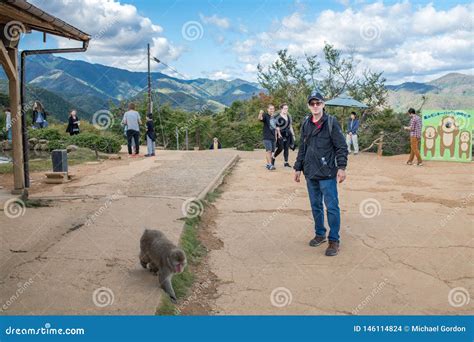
377, 131, 384, 157
8, 47, 25, 193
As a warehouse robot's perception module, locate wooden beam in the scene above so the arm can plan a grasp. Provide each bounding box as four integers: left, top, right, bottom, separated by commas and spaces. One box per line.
7, 46, 25, 193
0, 40, 17, 81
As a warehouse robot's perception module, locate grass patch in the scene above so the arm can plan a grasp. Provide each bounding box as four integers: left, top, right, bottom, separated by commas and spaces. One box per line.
24, 198, 52, 208
0, 148, 103, 174
156, 214, 207, 316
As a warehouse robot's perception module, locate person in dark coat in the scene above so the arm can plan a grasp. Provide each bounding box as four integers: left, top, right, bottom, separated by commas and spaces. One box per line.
66, 110, 80, 136
294, 90, 348, 257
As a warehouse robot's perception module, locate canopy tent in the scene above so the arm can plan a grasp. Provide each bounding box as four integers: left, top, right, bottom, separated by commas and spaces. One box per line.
325, 94, 368, 131
325, 94, 368, 109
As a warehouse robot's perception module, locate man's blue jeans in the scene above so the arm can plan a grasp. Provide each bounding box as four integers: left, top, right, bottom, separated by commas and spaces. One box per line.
306, 177, 341, 242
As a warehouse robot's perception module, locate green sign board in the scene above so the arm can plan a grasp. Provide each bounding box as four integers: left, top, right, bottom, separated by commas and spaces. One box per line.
421, 110, 473, 162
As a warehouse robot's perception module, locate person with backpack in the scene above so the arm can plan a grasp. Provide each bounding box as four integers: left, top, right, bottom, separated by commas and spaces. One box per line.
272, 103, 295, 167
294, 90, 348, 256
144, 113, 156, 157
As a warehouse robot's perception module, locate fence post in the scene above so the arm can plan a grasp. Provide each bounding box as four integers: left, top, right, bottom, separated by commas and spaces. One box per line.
175, 127, 179, 150
377, 131, 384, 156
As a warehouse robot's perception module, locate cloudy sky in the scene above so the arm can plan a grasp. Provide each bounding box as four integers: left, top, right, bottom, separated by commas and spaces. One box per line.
23, 0, 473, 84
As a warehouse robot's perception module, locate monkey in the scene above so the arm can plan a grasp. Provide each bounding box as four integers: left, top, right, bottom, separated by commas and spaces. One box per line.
459, 131, 471, 159
139, 229, 187, 302
422, 126, 438, 157
437, 116, 459, 158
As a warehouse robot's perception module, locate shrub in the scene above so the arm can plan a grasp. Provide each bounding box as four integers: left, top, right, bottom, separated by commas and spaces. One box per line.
68, 133, 121, 154
28, 126, 64, 141
47, 140, 68, 151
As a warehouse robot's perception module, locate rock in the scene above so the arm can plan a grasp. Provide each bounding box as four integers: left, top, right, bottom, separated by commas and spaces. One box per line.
66, 145, 79, 152
38, 139, 48, 144
28, 138, 38, 145
107, 154, 121, 160
39, 143, 49, 151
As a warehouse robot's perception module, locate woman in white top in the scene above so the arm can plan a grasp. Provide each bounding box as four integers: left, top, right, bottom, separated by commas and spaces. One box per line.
5, 108, 12, 141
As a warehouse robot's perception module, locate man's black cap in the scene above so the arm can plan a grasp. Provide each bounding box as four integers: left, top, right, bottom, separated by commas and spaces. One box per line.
408, 108, 416, 114
307, 90, 325, 103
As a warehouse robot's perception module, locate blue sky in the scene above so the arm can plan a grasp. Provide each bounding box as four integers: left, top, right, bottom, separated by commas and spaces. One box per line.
23, 0, 474, 84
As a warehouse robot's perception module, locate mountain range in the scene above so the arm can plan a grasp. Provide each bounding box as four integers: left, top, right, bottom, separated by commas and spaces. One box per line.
0, 54, 472, 122
0, 54, 262, 120
386, 73, 473, 111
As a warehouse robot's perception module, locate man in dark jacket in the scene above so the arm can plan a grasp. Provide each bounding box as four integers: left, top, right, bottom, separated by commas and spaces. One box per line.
294, 91, 348, 256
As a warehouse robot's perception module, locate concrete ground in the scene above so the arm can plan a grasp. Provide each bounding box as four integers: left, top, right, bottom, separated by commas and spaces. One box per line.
204, 151, 473, 315
0, 149, 237, 315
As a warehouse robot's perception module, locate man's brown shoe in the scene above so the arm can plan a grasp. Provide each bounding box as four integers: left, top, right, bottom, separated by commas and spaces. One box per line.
309, 235, 326, 247
325, 241, 340, 256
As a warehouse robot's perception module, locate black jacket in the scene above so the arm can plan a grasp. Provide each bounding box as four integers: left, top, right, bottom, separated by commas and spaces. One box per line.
66, 115, 80, 135
294, 112, 348, 180
32, 110, 47, 124
146, 120, 156, 141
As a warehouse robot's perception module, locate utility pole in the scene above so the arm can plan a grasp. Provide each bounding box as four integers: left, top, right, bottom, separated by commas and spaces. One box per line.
147, 43, 152, 114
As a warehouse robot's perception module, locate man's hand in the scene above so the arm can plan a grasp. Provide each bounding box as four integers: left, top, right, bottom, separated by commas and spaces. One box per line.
337, 169, 346, 183
258, 110, 264, 121
294, 171, 301, 183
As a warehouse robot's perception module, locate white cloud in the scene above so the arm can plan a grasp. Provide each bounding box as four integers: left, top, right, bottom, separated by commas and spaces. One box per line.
30, 0, 183, 71
199, 14, 231, 29
232, 1, 474, 83
206, 71, 233, 80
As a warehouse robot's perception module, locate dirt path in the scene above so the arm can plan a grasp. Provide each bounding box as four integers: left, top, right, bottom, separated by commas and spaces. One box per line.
191, 151, 473, 315
0, 149, 237, 315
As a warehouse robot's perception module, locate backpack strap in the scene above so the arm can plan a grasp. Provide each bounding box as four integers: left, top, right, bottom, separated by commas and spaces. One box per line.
328, 114, 334, 136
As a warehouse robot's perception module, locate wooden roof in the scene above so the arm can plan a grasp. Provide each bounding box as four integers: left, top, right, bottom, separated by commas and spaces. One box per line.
0, 0, 90, 42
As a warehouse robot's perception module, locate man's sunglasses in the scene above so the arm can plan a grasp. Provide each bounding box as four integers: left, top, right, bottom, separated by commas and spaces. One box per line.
309, 101, 323, 107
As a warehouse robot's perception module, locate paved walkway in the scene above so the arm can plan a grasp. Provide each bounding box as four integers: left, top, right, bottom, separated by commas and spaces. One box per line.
206, 151, 473, 315
0, 150, 237, 315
